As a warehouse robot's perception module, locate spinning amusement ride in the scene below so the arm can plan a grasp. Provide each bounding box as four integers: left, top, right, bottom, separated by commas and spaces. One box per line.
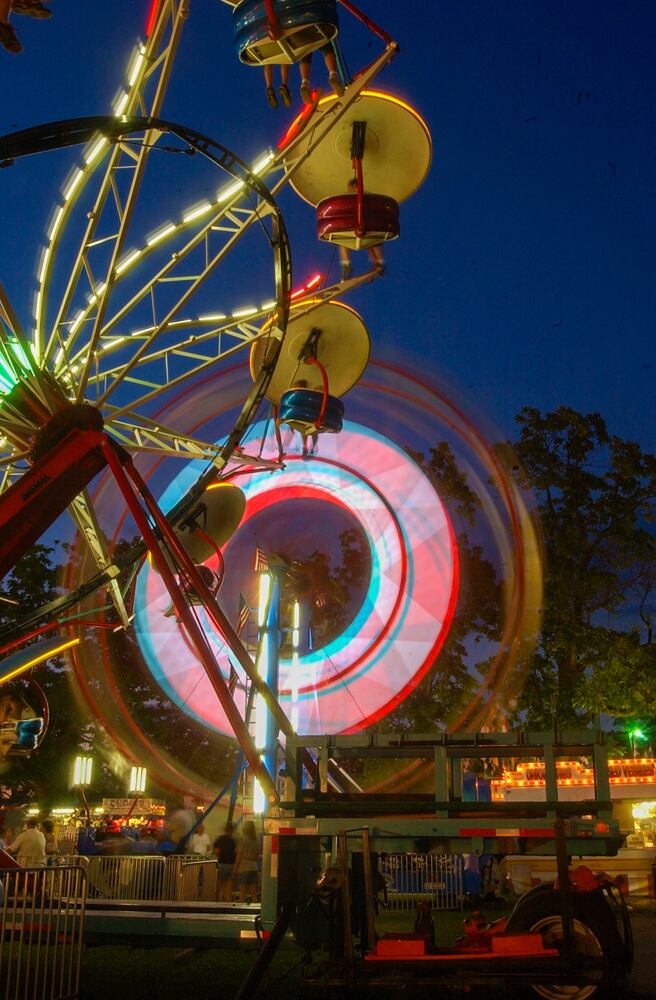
0, 0, 540, 802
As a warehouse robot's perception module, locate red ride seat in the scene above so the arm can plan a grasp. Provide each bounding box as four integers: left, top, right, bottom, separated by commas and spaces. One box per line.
316, 193, 400, 250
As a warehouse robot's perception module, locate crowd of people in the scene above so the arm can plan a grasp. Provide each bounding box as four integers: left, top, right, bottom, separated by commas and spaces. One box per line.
0, 813, 262, 903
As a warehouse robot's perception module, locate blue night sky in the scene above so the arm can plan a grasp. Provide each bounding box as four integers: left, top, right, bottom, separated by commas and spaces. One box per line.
1, 0, 654, 451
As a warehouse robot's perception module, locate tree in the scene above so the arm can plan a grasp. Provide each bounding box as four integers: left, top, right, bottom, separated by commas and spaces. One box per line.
511, 407, 656, 730
0, 543, 113, 806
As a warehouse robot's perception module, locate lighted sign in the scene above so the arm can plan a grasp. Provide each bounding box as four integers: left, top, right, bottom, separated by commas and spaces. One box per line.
134, 420, 458, 736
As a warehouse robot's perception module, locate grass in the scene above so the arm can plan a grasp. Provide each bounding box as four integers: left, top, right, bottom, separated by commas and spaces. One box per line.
78, 900, 516, 1000
79, 946, 304, 1000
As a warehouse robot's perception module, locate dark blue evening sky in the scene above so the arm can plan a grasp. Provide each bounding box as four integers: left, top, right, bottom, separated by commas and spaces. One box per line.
2, 0, 654, 450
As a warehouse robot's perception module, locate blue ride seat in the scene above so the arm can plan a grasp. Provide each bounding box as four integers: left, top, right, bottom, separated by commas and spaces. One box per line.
279, 386, 344, 434
11, 717, 44, 754
234, 0, 339, 66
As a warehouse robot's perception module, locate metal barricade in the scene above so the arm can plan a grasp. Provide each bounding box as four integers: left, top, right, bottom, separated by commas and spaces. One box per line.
77, 854, 220, 902
84, 855, 166, 900
0, 864, 86, 1000
379, 853, 464, 911
177, 859, 218, 902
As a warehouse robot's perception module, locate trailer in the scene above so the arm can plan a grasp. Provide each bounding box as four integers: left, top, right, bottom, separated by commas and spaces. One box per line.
243, 729, 633, 999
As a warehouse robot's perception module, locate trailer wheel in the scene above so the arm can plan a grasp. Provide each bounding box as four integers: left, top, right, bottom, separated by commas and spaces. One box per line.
505, 888, 627, 999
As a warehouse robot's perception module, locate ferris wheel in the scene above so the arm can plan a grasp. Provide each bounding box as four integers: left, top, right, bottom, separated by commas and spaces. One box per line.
0, 0, 430, 617
0, 1, 444, 795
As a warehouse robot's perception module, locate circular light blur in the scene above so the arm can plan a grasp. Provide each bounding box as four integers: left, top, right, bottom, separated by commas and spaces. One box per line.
134, 419, 458, 736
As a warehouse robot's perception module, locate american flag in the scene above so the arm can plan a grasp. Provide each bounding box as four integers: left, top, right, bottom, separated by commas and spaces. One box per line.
236, 593, 250, 637
253, 547, 269, 573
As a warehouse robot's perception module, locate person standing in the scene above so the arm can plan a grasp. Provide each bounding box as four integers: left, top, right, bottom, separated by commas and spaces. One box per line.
40, 819, 57, 862
234, 820, 259, 903
189, 822, 211, 855
213, 821, 236, 903
7, 818, 46, 867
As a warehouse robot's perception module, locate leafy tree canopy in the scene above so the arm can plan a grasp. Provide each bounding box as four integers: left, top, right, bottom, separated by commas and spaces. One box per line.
511, 406, 656, 738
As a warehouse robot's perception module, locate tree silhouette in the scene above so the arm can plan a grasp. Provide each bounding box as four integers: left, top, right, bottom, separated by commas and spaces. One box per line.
510, 406, 656, 733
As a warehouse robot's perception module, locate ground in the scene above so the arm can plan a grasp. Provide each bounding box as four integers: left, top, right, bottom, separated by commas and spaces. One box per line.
77, 899, 656, 999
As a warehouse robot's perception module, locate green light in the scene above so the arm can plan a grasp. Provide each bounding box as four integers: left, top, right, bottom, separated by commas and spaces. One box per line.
630, 728, 645, 740
0, 339, 33, 396
9, 340, 31, 369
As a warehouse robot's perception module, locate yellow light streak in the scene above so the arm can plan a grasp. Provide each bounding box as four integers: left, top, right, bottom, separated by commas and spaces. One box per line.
128, 48, 146, 87
146, 222, 177, 246
48, 205, 64, 241
84, 136, 109, 165
253, 778, 265, 814
63, 168, 84, 202
87, 280, 107, 305
232, 306, 257, 318
115, 249, 141, 275
38, 247, 50, 284
113, 91, 129, 116
199, 313, 226, 322
183, 201, 213, 223
217, 179, 244, 204
252, 150, 274, 175
70, 310, 85, 335
0, 637, 81, 686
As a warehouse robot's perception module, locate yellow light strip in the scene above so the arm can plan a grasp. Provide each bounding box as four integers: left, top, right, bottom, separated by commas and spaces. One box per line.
128, 47, 146, 87
115, 249, 141, 276
316, 88, 431, 138
217, 179, 245, 204
48, 205, 64, 241
63, 168, 84, 202
0, 637, 81, 686
146, 223, 177, 247
252, 150, 274, 175
113, 91, 129, 116
70, 310, 85, 335
84, 136, 109, 166
183, 201, 213, 223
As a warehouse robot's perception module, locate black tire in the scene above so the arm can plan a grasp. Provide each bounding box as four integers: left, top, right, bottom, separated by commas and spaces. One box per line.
505, 887, 628, 999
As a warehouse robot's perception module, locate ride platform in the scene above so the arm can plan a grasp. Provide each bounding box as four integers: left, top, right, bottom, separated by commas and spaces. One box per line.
83, 899, 268, 949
